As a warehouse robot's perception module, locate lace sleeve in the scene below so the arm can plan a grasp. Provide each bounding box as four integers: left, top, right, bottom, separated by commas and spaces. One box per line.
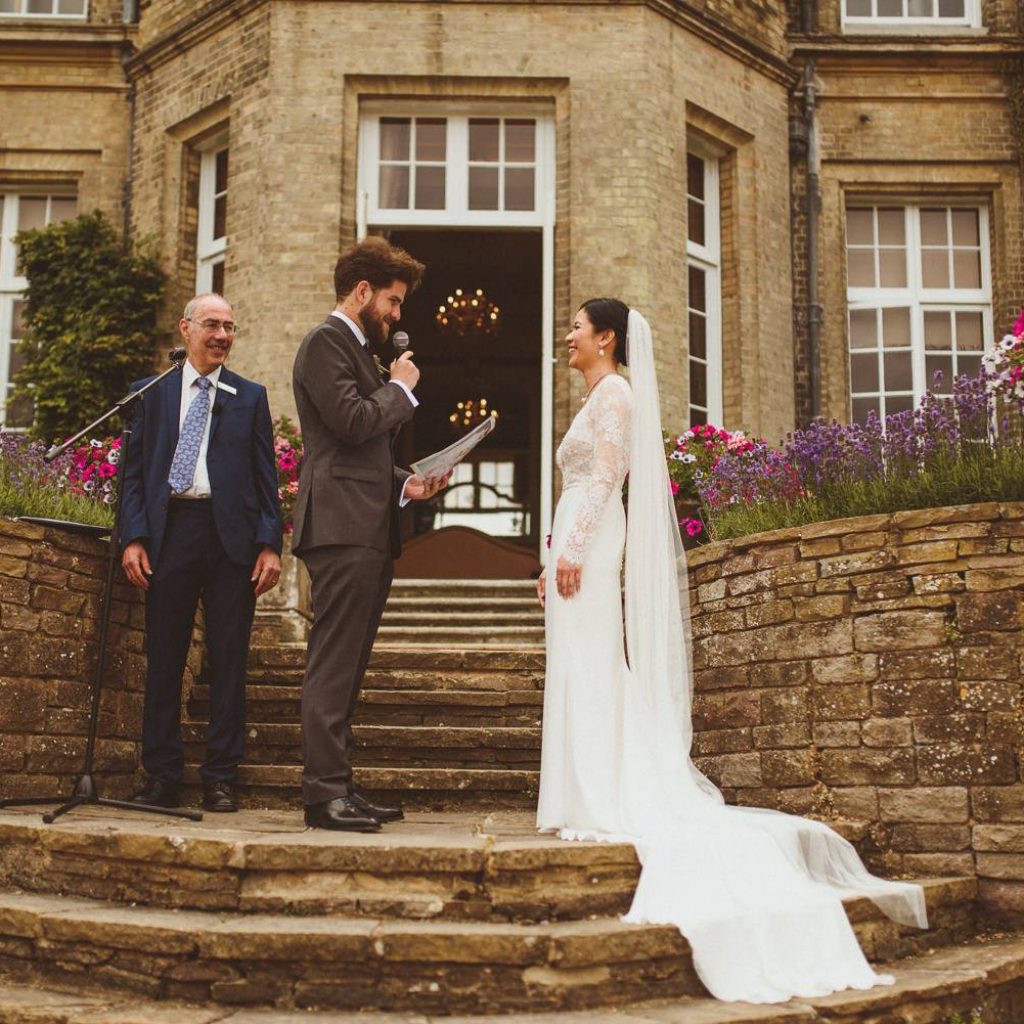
562, 378, 632, 564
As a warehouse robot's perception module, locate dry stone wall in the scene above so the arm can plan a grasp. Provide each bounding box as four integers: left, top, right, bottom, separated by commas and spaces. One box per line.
0, 518, 190, 801
688, 502, 1024, 919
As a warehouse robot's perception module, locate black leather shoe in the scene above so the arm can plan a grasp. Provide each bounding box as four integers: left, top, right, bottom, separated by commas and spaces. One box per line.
304, 796, 381, 832
129, 777, 181, 808
202, 780, 238, 813
350, 790, 404, 824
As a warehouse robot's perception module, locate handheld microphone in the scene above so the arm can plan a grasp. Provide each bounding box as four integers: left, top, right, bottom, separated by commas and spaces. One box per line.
393, 331, 410, 356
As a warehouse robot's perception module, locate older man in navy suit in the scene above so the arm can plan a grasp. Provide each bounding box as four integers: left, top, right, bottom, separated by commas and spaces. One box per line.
120, 293, 283, 812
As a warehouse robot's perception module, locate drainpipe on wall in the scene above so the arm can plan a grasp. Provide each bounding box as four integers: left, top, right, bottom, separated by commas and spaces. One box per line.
803, 61, 823, 421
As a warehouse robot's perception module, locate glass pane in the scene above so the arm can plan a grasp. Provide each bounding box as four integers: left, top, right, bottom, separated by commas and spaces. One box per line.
877, 0, 902, 14
214, 148, 228, 194
211, 261, 224, 295
951, 208, 979, 246
689, 311, 707, 359
850, 352, 879, 393
882, 307, 910, 347
5, 390, 33, 430
26, 0, 51, 12
847, 250, 875, 288
58, 0, 86, 11
414, 166, 445, 210
17, 197, 47, 233
849, 308, 877, 348
49, 197, 77, 223
955, 310, 983, 350
958, 353, 982, 379
690, 406, 708, 426
213, 194, 227, 240
687, 154, 705, 201
886, 394, 914, 417
878, 249, 907, 288
921, 250, 949, 289
953, 250, 981, 289
920, 208, 948, 246
846, 0, 871, 14
688, 265, 707, 312
380, 119, 410, 161
415, 118, 446, 162
11, 299, 24, 339
9, 342, 25, 377
907, 0, 932, 14
505, 120, 535, 163
379, 165, 410, 208
688, 198, 705, 246
877, 208, 905, 245
468, 166, 499, 210
883, 351, 913, 391
926, 354, 953, 393
938, 0, 964, 13
504, 167, 534, 211
846, 208, 873, 246
0, 1, 18, 12
923, 310, 952, 350
690, 361, 707, 408
852, 397, 879, 425
469, 119, 500, 163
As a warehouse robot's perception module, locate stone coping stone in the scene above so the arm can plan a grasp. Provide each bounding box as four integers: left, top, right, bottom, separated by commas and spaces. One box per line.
3, 932, 1024, 1022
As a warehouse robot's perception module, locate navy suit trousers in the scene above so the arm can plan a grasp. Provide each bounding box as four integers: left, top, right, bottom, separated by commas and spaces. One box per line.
142, 500, 255, 784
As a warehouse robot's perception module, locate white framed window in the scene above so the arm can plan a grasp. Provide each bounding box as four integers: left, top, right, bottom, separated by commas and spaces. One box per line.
686, 148, 722, 427
845, 203, 992, 424
842, 0, 979, 28
196, 140, 228, 294
359, 106, 553, 229
0, 0, 87, 17
436, 459, 529, 537
0, 193, 78, 428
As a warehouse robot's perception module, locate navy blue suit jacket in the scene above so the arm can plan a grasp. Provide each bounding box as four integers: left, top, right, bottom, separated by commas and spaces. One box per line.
120, 364, 283, 569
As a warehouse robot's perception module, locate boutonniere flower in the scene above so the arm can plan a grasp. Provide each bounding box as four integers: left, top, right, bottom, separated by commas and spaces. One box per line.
372, 353, 389, 380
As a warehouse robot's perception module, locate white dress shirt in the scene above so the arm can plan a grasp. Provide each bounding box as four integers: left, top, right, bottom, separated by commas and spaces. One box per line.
173, 359, 221, 499
329, 310, 415, 506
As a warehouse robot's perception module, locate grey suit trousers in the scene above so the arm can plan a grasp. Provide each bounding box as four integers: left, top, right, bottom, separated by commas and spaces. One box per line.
299, 543, 393, 805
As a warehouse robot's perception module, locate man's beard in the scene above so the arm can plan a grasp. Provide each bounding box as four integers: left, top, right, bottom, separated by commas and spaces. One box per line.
360, 299, 390, 345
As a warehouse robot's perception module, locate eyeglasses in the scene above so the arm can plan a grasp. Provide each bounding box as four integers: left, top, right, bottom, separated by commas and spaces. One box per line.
189, 318, 238, 335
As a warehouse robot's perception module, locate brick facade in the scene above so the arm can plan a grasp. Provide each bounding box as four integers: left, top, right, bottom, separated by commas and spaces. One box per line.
687, 502, 1024, 918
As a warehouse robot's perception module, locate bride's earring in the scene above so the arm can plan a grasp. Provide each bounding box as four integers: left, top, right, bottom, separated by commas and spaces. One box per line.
598, 347, 605, 357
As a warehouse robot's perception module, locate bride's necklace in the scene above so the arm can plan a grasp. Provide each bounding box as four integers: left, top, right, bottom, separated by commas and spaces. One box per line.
582, 371, 616, 404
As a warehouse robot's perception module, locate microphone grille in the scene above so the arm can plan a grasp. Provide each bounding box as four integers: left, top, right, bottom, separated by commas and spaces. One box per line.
393, 331, 410, 352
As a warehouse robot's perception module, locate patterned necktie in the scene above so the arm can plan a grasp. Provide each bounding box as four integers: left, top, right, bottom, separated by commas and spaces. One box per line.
168, 376, 213, 494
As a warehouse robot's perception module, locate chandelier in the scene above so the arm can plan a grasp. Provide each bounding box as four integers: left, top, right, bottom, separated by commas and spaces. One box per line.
435, 288, 501, 339
449, 398, 499, 431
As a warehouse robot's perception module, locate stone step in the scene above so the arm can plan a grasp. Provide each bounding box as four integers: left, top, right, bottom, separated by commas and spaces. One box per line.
190, 685, 545, 726
243, 663, 547, 691
374, 625, 546, 644
0, 875, 982, 1016
379, 611, 544, 627
182, 764, 540, 810
5, 932, 1024, 1023
388, 579, 538, 600
385, 596, 541, 611
249, 644, 546, 673
183, 723, 543, 769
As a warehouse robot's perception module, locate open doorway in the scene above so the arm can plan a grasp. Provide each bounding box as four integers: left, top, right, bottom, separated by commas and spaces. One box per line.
381, 228, 543, 578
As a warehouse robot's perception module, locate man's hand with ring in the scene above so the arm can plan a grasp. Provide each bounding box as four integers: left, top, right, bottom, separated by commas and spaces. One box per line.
252, 546, 282, 596
555, 555, 582, 599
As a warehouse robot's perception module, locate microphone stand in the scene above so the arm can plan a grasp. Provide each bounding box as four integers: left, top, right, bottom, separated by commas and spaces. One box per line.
0, 348, 203, 824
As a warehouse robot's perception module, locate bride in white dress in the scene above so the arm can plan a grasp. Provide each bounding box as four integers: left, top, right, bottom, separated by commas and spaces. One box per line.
536, 299, 928, 1004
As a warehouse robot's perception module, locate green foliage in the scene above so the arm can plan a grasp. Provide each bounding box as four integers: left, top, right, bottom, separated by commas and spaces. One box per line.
0, 447, 112, 529
12, 211, 166, 443
705, 443, 1024, 541
945, 1010, 984, 1024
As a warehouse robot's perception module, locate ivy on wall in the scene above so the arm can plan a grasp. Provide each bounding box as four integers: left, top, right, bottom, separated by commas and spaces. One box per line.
13, 211, 166, 443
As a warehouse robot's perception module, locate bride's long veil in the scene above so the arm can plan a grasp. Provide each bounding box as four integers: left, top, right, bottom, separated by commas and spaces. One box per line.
624, 310, 721, 802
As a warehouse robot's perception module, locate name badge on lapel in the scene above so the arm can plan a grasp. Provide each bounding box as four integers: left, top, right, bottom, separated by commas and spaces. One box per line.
216, 381, 238, 396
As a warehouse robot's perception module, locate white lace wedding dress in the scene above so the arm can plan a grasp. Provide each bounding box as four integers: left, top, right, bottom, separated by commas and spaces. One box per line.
537, 321, 927, 1004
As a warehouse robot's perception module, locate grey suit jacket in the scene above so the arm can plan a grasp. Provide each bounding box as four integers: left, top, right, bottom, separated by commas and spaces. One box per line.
291, 316, 415, 558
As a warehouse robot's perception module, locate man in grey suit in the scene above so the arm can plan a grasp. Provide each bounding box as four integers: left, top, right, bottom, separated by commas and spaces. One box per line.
292, 237, 446, 832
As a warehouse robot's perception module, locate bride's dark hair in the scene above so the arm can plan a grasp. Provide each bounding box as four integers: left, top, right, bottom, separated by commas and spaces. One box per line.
579, 297, 629, 367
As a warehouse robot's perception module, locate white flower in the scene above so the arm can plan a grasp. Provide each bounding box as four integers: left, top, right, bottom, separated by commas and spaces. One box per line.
83, 480, 96, 492
669, 451, 686, 461
681, 453, 697, 464
89, 439, 103, 448
1000, 334, 1017, 352
106, 449, 120, 465
683, 430, 695, 440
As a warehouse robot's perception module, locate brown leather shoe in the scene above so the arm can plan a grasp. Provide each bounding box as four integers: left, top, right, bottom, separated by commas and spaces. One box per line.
202, 780, 238, 813
304, 796, 381, 832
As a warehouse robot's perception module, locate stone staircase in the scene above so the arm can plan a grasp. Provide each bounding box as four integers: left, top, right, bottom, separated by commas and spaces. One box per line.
186, 580, 545, 810
3, 578, 1024, 1020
